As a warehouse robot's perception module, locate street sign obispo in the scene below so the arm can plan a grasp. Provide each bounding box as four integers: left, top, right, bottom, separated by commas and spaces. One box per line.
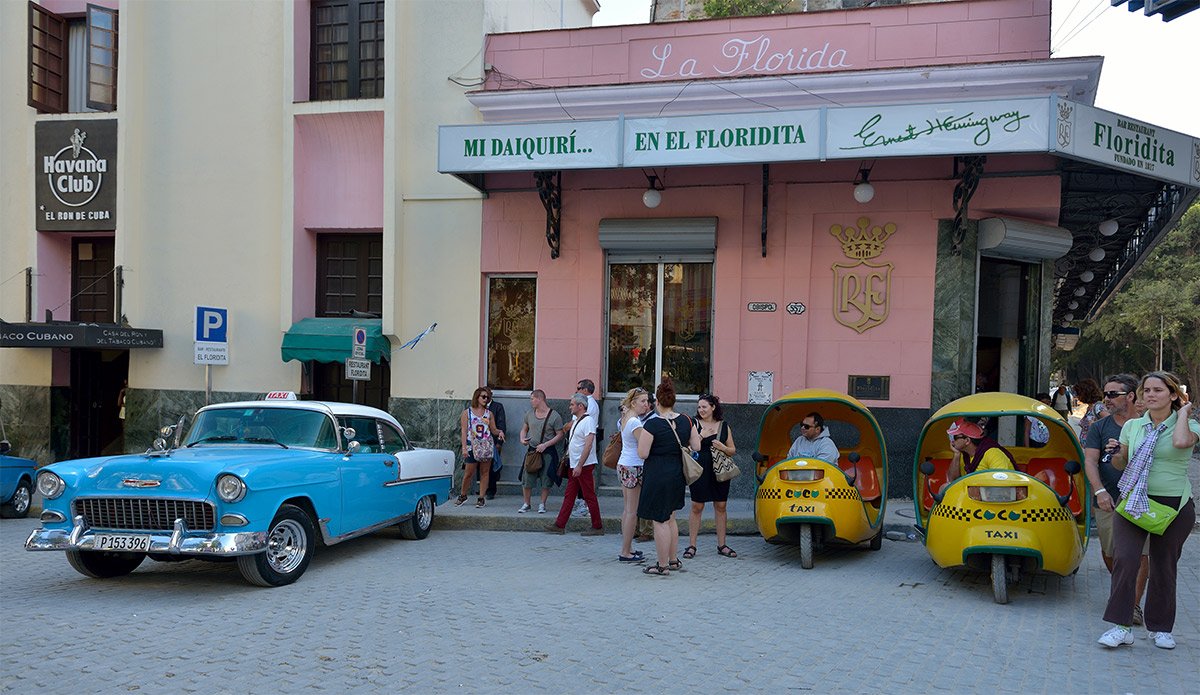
346, 358, 371, 381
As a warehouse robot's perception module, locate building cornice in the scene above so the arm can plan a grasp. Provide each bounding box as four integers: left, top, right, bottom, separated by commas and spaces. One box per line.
468, 57, 1103, 123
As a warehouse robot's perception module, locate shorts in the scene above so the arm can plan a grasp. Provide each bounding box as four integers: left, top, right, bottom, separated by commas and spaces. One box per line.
1094, 505, 1149, 558
617, 464, 643, 489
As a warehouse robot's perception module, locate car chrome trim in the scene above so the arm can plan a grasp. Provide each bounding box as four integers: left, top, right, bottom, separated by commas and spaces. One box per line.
24, 520, 268, 556
220, 513, 249, 527
40, 510, 66, 523
318, 514, 407, 546
383, 474, 451, 487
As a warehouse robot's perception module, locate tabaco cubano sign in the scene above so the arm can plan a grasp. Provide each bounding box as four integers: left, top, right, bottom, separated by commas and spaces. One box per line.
1053, 99, 1200, 188
438, 119, 620, 173
825, 98, 1051, 159
628, 25, 870, 83
625, 110, 820, 168
35, 120, 117, 231
0, 321, 163, 349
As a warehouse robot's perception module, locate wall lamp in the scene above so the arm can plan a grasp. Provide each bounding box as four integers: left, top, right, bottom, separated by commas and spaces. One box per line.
852, 162, 875, 203
642, 171, 665, 209
1099, 219, 1119, 236
1079, 270, 1094, 283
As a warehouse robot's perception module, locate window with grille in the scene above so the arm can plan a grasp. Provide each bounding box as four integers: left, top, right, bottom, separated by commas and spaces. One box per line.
311, 0, 384, 101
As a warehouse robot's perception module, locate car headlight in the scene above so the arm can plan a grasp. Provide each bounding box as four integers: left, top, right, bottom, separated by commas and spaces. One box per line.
216, 474, 247, 503
37, 471, 65, 499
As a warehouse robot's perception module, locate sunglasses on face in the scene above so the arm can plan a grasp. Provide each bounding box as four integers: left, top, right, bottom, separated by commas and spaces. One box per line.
952, 434, 968, 441
800, 423, 816, 430
1103, 391, 1128, 399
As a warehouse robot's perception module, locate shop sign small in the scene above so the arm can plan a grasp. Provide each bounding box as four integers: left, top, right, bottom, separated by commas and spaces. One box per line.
786, 302, 806, 316
747, 302, 776, 313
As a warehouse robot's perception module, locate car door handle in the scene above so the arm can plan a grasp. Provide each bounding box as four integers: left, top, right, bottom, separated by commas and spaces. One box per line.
384, 458, 395, 467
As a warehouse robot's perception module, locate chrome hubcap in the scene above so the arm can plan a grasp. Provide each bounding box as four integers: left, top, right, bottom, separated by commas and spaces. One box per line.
12, 486, 30, 513
265, 519, 307, 574
416, 496, 433, 530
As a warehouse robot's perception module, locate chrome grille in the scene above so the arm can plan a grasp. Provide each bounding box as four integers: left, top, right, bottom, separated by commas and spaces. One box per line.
74, 498, 216, 531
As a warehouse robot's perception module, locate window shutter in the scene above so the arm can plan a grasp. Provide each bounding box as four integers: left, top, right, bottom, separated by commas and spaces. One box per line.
28, 1, 67, 113
85, 4, 118, 112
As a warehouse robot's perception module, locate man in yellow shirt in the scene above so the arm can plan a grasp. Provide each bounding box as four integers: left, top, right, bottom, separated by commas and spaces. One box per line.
943, 418, 1015, 491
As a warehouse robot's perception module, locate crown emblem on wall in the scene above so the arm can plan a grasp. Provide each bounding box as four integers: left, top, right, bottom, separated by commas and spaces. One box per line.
830, 217, 895, 260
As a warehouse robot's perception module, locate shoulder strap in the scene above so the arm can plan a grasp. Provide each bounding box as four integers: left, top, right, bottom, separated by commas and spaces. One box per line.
536, 412, 548, 442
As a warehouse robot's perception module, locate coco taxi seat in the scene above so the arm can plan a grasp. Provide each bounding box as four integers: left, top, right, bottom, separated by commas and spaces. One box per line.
840, 455, 882, 504
920, 458, 953, 511
1024, 457, 1082, 516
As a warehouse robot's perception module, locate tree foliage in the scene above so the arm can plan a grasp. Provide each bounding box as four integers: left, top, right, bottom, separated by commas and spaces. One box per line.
1057, 201, 1200, 390
702, 0, 793, 18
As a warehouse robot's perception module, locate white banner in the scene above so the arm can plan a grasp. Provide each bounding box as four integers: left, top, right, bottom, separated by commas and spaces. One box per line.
624, 109, 821, 167
825, 98, 1051, 159
1053, 99, 1200, 187
438, 119, 620, 173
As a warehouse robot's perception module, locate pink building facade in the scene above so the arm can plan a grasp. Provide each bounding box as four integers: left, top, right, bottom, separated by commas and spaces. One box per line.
439, 0, 1198, 496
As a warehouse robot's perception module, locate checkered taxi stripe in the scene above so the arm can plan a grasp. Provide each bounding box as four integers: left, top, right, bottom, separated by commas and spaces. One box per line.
757, 487, 781, 500
823, 487, 861, 501
931, 505, 1075, 523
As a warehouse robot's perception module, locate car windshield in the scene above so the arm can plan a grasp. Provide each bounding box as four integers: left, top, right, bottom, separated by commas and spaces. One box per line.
183, 407, 338, 450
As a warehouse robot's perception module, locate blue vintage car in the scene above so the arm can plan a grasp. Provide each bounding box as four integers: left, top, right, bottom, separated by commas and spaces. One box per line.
25, 397, 453, 586
1, 436, 37, 519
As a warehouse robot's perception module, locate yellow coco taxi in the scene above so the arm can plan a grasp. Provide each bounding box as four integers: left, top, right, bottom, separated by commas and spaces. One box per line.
752, 389, 888, 569
913, 392, 1089, 603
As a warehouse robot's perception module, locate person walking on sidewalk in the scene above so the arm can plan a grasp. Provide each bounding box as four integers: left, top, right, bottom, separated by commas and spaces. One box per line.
545, 394, 603, 536
517, 389, 564, 514
457, 387, 504, 508
615, 387, 651, 562
571, 378, 601, 518
1083, 374, 1149, 626
637, 377, 701, 576
683, 393, 738, 560
1097, 371, 1198, 650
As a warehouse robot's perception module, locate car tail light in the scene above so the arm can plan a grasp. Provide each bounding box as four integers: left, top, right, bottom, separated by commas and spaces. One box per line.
779, 469, 823, 482
967, 486, 1027, 503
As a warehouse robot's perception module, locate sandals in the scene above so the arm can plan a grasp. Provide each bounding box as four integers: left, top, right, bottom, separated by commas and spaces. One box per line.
667, 559, 683, 571
642, 564, 670, 576
454, 495, 468, 506
682, 545, 697, 559
718, 544, 738, 558
618, 554, 644, 563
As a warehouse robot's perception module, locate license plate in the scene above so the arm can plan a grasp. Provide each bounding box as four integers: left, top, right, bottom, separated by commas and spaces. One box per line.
94, 533, 153, 552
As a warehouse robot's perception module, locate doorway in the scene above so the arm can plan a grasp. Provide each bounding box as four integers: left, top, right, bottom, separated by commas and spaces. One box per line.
311, 360, 390, 410
69, 349, 128, 457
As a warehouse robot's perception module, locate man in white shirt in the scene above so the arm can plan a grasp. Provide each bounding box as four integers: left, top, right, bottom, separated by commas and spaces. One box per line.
545, 394, 603, 536
572, 378, 601, 517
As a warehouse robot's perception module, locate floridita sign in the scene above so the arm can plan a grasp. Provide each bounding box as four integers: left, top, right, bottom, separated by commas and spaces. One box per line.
438, 97, 1199, 188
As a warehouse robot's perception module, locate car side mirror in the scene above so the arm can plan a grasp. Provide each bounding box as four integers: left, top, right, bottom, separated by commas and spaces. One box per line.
346, 440, 361, 455
751, 451, 767, 463
919, 460, 935, 476
0, 440, 10, 455
848, 452, 861, 464
1064, 460, 1081, 475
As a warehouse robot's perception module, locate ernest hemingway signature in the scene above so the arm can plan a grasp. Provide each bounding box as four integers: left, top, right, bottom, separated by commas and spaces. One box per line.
841, 110, 1030, 150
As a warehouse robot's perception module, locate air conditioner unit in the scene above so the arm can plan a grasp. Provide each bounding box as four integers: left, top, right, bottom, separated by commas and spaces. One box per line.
978, 217, 1074, 262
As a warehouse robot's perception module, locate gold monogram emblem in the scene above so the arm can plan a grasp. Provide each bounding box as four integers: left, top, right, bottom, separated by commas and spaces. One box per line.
830, 217, 894, 334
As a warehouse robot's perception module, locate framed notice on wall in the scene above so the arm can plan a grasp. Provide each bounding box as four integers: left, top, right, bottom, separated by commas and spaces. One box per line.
748, 371, 774, 405
848, 375, 890, 401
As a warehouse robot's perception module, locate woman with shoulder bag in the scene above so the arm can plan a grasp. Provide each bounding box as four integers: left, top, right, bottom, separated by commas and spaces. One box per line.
517, 389, 564, 514
458, 387, 505, 508
636, 377, 701, 576
1096, 371, 1199, 650
683, 393, 738, 560
615, 387, 651, 563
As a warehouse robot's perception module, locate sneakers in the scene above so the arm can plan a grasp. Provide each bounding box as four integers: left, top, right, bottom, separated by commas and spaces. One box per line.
573, 501, 589, 517
1097, 625, 1134, 648
453, 495, 468, 507
543, 523, 565, 535
1149, 632, 1176, 650
580, 527, 605, 537
517, 503, 531, 514
1132, 605, 1144, 626
537, 503, 547, 514
475, 497, 486, 508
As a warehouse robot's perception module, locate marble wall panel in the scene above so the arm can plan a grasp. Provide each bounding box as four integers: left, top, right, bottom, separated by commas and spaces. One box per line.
0, 384, 52, 465
124, 389, 260, 453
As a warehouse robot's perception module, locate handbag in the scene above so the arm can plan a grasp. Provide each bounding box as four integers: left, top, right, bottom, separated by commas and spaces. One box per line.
667, 415, 703, 486
602, 429, 622, 470
1116, 494, 1184, 535
523, 413, 549, 474
711, 422, 740, 482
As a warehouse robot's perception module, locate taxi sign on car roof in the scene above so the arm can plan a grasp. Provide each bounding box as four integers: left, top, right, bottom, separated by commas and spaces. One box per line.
264, 391, 298, 400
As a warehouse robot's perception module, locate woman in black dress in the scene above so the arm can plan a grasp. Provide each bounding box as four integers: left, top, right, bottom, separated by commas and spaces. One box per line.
683, 394, 737, 559
637, 377, 701, 576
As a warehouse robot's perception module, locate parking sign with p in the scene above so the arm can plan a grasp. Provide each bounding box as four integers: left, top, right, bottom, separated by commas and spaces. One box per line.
194, 306, 229, 365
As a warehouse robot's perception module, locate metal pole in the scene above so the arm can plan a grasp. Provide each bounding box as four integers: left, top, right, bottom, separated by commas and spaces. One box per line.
352, 379, 359, 405
205, 365, 212, 405
25, 267, 32, 321
1158, 315, 1163, 371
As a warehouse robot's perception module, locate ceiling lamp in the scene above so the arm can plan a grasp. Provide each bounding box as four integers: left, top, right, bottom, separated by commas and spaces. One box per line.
1079, 270, 1094, 283
852, 162, 875, 204
1068, 301, 1079, 310
1088, 247, 1106, 262
1099, 219, 1119, 236
642, 172, 665, 209
1064, 313, 1075, 322
1074, 287, 1087, 296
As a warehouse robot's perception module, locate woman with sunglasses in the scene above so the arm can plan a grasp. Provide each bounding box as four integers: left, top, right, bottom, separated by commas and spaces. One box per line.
683, 393, 738, 559
615, 387, 651, 563
457, 387, 504, 508
1097, 371, 1198, 650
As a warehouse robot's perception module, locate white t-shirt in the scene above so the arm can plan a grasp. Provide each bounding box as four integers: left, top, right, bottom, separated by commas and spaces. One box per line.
617, 415, 645, 468
585, 395, 599, 421
567, 414, 597, 469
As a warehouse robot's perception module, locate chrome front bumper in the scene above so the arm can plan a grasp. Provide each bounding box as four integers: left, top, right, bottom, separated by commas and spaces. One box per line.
25, 515, 267, 556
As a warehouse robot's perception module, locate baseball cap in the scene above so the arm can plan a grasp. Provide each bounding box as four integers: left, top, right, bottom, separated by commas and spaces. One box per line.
946, 418, 984, 439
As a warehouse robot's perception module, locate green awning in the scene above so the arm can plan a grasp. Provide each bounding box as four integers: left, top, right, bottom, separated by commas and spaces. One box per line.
280, 318, 389, 364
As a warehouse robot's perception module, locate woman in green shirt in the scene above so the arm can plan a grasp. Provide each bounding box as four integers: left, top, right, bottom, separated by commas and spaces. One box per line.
1096, 371, 1198, 650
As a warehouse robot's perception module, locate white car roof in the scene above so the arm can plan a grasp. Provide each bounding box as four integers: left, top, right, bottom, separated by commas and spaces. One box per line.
199, 400, 402, 430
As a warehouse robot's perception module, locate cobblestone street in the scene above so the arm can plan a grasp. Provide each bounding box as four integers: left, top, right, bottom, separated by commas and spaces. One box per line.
1, 516, 1195, 693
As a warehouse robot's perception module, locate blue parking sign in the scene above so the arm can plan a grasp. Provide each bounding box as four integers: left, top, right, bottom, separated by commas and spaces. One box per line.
195, 306, 228, 343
